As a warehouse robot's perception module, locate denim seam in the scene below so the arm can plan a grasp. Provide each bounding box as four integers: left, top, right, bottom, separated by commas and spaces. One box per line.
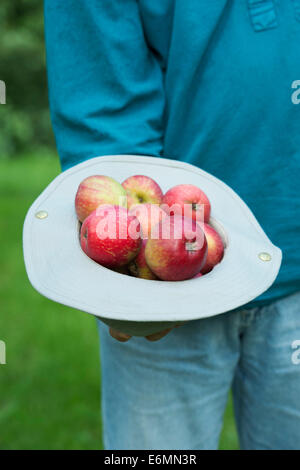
232, 364, 244, 447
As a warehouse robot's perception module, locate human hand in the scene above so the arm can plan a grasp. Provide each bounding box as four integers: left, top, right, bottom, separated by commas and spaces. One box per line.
109, 324, 183, 342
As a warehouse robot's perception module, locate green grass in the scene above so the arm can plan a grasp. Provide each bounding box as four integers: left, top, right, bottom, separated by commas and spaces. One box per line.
0, 153, 239, 450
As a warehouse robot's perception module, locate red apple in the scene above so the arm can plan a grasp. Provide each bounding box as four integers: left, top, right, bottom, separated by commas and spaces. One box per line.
192, 272, 203, 279
112, 265, 132, 276
145, 216, 207, 281
128, 240, 158, 280
75, 175, 127, 222
80, 204, 142, 268
129, 203, 167, 239
200, 223, 224, 274
162, 184, 211, 223
122, 175, 163, 208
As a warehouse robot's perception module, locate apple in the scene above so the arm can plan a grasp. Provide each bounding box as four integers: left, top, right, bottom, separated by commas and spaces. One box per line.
80, 204, 142, 268
145, 215, 207, 281
162, 184, 211, 223
112, 265, 132, 276
122, 175, 163, 208
129, 203, 167, 239
128, 240, 158, 280
200, 223, 224, 274
75, 175, 127, 222
192, 272, 203, 279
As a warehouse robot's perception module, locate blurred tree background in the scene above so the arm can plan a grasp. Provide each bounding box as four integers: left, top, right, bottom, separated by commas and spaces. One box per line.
0, 0, 55, 158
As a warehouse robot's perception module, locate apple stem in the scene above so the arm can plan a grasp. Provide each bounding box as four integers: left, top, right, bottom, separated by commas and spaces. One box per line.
192, 203, 200, 211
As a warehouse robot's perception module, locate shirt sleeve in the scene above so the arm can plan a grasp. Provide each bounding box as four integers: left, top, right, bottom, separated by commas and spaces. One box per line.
44, 0, 165, 170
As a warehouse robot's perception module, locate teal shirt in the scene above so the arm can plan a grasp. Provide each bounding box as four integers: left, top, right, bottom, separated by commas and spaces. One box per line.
44, 0, 300, 307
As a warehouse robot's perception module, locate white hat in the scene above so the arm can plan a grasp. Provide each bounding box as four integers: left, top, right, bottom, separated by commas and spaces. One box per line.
23, 155, 282, 336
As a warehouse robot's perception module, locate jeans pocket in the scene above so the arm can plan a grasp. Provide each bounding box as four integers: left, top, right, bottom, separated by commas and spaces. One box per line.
248, 0, 278, 32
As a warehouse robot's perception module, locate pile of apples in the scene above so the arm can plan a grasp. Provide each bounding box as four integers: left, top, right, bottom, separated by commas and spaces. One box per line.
75, 174, 224, 281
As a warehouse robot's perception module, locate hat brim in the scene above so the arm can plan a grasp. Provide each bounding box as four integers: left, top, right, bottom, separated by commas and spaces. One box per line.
23, 155, 282, 334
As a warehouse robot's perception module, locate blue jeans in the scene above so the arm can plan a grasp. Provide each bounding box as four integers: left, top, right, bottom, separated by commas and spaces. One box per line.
98, 291, 300, 450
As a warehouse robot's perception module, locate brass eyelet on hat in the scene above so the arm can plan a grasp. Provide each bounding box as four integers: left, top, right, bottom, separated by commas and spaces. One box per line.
35, 210, 48, 219
258, 252, 272, 262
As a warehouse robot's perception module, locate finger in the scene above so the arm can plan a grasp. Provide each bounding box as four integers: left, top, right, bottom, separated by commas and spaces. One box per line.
145, 328, 173, 342
109, 328, 131, 342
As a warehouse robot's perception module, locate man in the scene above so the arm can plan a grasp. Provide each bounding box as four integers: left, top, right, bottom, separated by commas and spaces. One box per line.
44, 0, 300, 449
